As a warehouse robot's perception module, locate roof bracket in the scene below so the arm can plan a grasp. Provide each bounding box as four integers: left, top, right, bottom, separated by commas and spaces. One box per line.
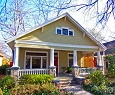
64, 16, 66, 21
83, 32, 85, 37
42, 27, 44, 32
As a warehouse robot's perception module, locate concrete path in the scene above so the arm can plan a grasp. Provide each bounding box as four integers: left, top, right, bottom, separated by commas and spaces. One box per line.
61, 85, 93, 95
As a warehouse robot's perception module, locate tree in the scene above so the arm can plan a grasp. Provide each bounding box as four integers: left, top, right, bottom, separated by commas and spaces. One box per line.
88, 28, 105, 43
0, 0, 114, 56
0, 0, 75, 56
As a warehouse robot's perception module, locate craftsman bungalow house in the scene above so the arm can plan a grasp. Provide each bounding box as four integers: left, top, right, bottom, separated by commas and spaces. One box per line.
7, 13, 106, 77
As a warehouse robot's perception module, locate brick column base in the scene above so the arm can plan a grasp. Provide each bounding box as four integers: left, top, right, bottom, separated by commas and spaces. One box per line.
72, 66, 79, 77
49, 66, 56, 77
10, 67, 20, 85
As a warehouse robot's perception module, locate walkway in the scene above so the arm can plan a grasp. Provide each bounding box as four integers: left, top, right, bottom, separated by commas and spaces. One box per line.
61, 85, 93, 95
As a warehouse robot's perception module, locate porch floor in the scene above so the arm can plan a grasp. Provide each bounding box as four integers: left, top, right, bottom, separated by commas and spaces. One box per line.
56, 73, 73, 79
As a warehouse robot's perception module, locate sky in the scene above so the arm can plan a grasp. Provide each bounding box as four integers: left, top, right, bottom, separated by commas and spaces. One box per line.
0, 0, 115, 43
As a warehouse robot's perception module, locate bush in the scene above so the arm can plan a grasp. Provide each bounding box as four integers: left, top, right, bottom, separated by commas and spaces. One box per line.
0, 65, 10, 74
67, 67, 72, 73
0, 88, 3, 95
106, 55, 115, 78
83, 70, 113, 95
87, 70, 109, 86
10, 83, 72, 95
0, 75, 15, 90
20, 74, 54, 85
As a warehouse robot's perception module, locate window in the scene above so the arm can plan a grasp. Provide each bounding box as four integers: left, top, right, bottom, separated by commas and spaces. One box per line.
69, 30, 74, 36
62, 28, 68, 35
56, 27, 74, 36
56, 27, 61, 34
68, 54, 73, 67
25, 52, 47, 69
57, 29, 61, 34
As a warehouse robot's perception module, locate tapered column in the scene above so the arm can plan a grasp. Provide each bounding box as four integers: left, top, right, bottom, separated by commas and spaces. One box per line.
50, 48, 54, 67
13, 47, 19, 67
73, 50, 78, 66
11, 46, 20, 84
49, 48, 56, 77
72, 50, 79, 77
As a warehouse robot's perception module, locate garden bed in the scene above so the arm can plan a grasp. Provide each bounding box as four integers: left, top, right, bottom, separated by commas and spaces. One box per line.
0, 74, 5, 80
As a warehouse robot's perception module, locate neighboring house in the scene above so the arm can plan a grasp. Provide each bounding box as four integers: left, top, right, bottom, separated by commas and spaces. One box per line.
103, 40, 115, 70
0, 53, 3, 66
7, 13, 106, 76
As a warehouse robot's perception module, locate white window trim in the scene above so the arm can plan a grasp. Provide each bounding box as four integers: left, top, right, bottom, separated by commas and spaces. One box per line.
68, 53, 73, 67
62, 27, 69, 35
56, 27, 74, 36
54, 51, 59, 73
69, 29, 74, 36
24, 51, 48, 69
55, 27, 62, 35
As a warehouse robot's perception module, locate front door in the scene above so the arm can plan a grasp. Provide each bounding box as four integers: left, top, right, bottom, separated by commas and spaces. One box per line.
54, 56, 58, 74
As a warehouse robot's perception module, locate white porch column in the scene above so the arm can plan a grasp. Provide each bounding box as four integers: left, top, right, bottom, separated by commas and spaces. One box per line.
97, 51, 102, 66
49, 48, 56, 77
73, 50, 78, 66
13, 47, 19, 67
50, 48, 54, 67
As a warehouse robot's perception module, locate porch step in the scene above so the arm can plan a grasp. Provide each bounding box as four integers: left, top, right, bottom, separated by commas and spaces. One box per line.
59, 78, 71, 87
58, 77, 77, 88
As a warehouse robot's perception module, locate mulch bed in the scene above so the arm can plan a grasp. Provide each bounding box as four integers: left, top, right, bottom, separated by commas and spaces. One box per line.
0, 74, 6, 80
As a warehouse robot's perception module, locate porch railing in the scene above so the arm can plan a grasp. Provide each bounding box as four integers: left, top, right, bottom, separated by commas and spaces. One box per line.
18, 69, 49, 78
78, 67, 96, 76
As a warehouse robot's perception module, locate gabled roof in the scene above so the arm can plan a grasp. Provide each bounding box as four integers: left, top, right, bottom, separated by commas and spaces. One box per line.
103, 40, 115, 55
7, 12, 106, 51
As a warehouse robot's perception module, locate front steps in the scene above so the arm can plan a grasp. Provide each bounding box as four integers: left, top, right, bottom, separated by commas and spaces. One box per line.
57, 74, 77, 88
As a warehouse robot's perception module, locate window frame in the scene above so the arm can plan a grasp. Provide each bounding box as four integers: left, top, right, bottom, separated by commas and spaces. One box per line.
69, 29, 74, 36
56, 27, 62, 35
68, 53, 73, 67
56, 27, 74, 36
24, 51, 48, 69
62, 27, 69, 36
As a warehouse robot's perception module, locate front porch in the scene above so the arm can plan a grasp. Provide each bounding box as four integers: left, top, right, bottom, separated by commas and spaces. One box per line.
12, 46, 104, 79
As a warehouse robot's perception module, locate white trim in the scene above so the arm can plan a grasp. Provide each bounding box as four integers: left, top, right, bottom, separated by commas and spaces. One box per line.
30, 56, 32, 69
55, 27, 62, 35
54, 51, 59, 73
68, 53, 73, 67
16, 40, 99, 49
56, 26, 74, 36
13, 47, 19, 67
24, 51, 48, 69
69, 29, 74, 36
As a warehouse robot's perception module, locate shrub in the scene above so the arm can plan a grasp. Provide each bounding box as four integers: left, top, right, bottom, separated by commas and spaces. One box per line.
20, 74, 54, 85
87, 70, 109, 86
0, 65, 10, 74
106, 55, 115, 78
0, 88, 3, 95
83, 70, 113, 95
10, 83, 72, 95
67, 67, 72, 73
0, 75, 15, 90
